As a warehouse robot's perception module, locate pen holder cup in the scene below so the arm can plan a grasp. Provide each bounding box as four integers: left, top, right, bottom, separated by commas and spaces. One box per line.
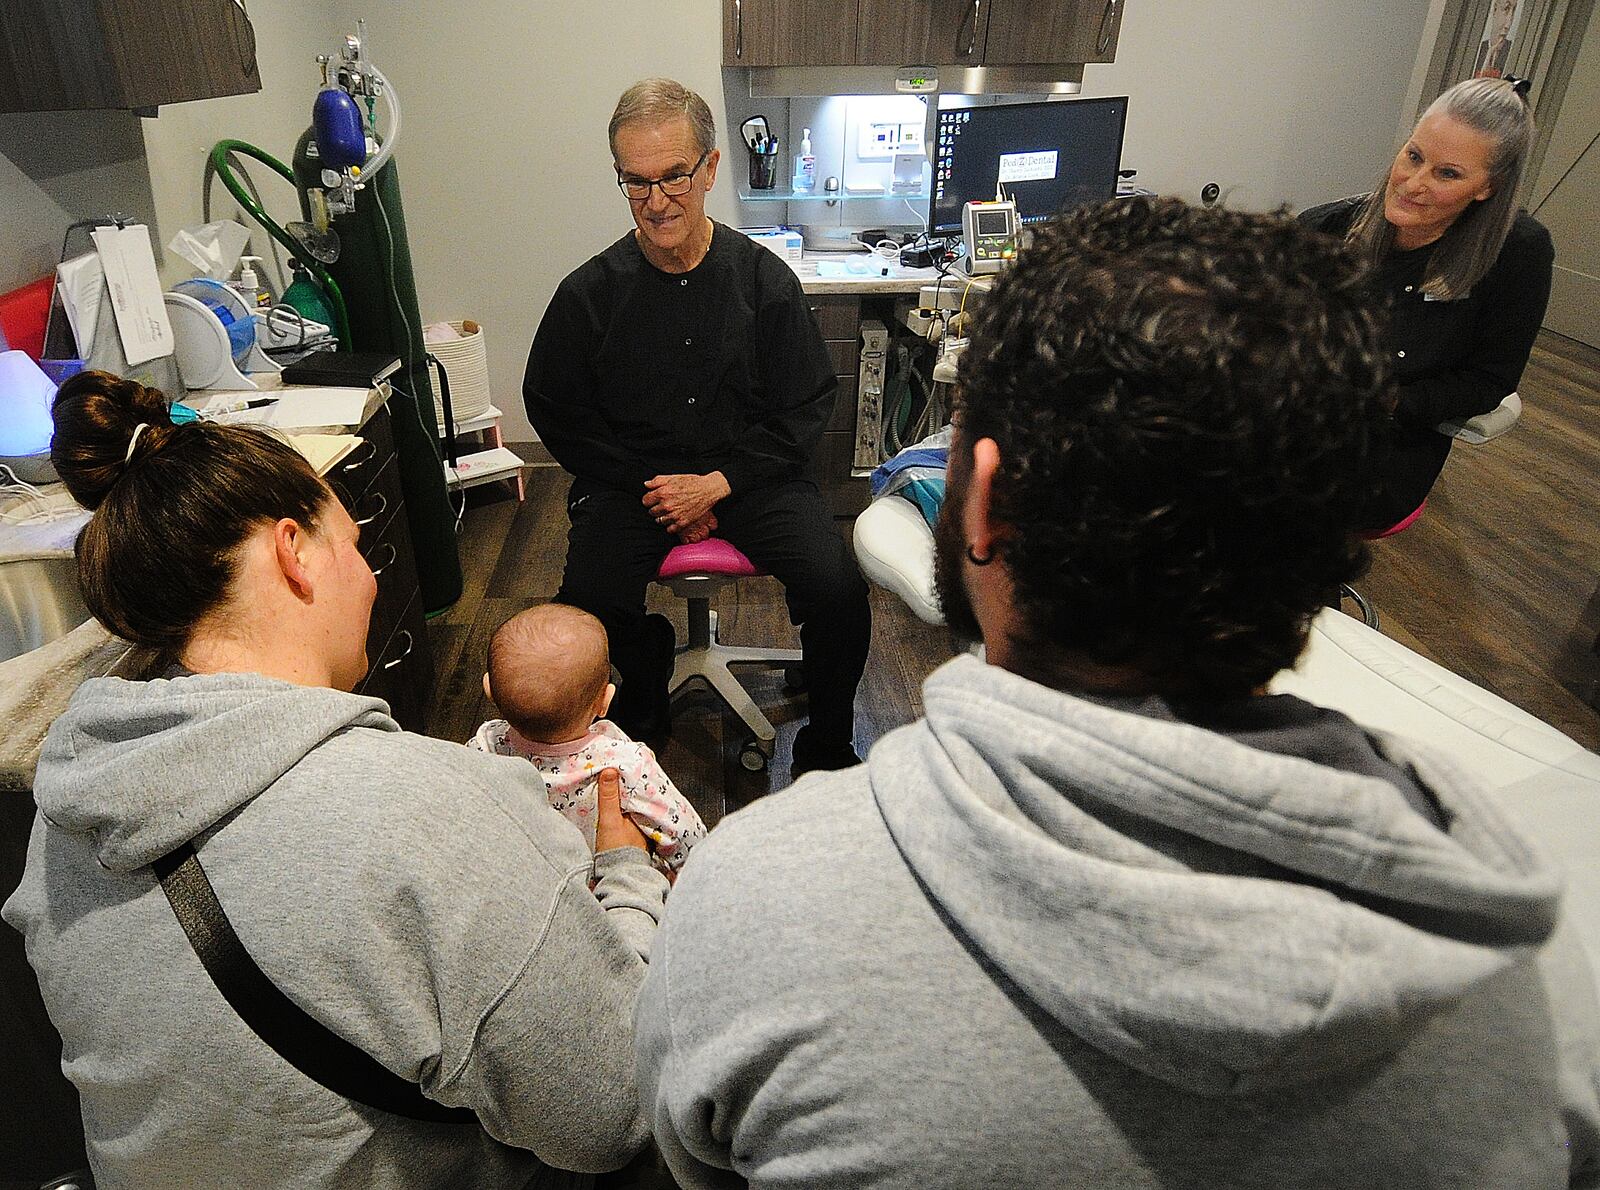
747, 148, 779, 191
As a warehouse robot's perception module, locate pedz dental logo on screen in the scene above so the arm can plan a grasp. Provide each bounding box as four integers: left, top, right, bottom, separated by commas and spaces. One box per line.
997, 150, 1058, 184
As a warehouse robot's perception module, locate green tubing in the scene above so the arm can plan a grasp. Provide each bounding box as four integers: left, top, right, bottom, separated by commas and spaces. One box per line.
206, 139, 353, 350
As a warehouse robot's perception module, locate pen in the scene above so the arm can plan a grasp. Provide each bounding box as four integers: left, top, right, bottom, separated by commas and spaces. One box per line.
205, 396, 275, 414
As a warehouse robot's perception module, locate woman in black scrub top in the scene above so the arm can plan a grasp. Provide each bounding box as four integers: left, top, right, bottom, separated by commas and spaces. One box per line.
1300, 76, 1553, 531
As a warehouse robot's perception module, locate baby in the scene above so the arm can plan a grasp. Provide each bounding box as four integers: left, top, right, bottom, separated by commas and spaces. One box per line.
469, 603, 706, 876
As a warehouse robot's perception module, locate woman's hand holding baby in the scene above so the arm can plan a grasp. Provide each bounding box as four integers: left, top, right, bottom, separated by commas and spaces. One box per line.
595, 767, 648, 853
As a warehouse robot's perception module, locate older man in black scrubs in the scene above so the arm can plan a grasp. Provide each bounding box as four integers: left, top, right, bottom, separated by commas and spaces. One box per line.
523, 78, 869, 774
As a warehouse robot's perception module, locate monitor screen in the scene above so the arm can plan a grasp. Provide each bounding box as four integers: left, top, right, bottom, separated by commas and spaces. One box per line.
930, 97, 1128, 235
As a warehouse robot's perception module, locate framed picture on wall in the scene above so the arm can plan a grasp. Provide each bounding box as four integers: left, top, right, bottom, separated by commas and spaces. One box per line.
1474, 0, 1525, 77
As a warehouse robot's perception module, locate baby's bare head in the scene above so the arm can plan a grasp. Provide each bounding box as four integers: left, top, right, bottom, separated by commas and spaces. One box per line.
486, 604, 611, 744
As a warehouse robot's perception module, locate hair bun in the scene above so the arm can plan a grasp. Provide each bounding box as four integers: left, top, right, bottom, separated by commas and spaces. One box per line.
50, 371, 176, 510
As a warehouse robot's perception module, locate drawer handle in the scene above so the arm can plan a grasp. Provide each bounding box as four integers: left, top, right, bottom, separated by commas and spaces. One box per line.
734, 0, 742, 59
369, 541, 399, 578
382, 629, 414, 670
339, 438, 378, 475
967, 0, 981, 57
354, 490, 389, 527
1097, 0, 1120, 53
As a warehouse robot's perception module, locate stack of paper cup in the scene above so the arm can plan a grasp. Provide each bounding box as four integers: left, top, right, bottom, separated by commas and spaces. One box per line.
423, 320, 491, 427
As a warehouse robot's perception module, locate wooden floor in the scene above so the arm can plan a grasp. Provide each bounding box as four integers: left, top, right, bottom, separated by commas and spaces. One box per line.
1354, 331, 1600, 750
424, 328, 1600, 835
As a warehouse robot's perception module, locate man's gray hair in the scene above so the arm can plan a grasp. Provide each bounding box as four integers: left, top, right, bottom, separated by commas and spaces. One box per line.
1346, 76, 1534, 300
609, 78, 717, 161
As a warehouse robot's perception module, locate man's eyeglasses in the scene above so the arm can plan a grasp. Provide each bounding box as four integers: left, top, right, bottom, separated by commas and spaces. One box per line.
617, 150, 711, 201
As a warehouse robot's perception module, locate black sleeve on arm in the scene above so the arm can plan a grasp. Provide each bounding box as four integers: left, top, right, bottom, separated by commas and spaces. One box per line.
720, 266, 837, 496
1394, 221, 1554, 429
523, 280, 655, 494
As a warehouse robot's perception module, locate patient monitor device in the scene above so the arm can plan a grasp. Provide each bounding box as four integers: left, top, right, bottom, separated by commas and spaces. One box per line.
962, 200, 1018, 275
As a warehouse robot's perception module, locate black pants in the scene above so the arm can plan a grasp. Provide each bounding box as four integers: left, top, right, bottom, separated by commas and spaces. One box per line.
1359, 422, 1453, 533
556, 477, 871, 747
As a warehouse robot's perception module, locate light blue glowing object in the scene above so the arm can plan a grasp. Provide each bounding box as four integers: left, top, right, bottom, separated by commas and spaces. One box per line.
0, 350, 57, 459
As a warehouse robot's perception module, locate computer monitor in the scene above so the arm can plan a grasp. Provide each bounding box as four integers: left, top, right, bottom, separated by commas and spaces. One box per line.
929, 97, 1129, 236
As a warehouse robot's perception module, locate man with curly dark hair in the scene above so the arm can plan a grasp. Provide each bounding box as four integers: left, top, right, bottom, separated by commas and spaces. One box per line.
633, 198, 1596, 1189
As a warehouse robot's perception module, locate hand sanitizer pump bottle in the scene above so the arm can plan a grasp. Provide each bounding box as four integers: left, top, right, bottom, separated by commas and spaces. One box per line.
793, 128, 816, 192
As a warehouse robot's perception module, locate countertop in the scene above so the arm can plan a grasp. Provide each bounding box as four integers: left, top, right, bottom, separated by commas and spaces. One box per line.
788, 254, 940, 295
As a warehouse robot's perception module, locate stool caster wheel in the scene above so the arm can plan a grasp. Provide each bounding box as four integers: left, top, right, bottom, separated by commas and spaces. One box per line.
739, 741, 769, 772
783, 665, 807, 692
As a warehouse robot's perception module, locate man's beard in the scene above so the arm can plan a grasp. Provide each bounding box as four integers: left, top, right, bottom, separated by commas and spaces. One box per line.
932, 468, 984, 648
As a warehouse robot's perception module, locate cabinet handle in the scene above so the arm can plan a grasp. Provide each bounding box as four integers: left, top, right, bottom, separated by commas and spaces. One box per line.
967, 0, 982, 57
735, 0, 743, 59
382, 629, 414, 670
369, 541, 399, 578
339, 438, 378, 475
1097, 0, 1121, 54
354, 490, 389, 527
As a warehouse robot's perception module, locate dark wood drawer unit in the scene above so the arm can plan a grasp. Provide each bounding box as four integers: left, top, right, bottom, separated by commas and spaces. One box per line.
808, 296, 872, 519
810, 296, 865, 339
357, 592, 434, 736
339, 402, 436, 732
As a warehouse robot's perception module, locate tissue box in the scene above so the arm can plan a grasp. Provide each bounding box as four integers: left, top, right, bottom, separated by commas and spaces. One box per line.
740, 226, 803, 262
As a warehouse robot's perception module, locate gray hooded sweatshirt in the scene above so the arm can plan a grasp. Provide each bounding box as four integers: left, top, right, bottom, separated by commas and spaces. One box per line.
636, 655, 1600, 1188
3, 671, 667, 1189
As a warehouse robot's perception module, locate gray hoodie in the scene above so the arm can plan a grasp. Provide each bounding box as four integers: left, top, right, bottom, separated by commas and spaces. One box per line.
636, 654, 1600, 1188
3, 671, 667, 1189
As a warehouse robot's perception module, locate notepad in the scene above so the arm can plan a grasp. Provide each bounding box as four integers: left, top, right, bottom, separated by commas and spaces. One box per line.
287, 433, 362, 474
267, 388, 370, 430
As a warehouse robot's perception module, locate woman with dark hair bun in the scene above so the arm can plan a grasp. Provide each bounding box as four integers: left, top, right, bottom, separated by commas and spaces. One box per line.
1300, 76, 1553, 530
4, 371, 666, 1187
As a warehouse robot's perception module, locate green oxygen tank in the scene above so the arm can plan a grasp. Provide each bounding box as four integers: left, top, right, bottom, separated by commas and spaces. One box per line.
282, 263, 336, 329
292, 128, 462, 613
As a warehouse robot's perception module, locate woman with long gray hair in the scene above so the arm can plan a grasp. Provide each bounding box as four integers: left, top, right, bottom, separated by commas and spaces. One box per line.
1300, 76, 1553, 530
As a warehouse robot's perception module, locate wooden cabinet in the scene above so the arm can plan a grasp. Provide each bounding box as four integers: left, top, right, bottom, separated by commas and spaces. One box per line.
809, 296, 873, 519
0, 0, 260, 114
723, 0, 1122, 67
335, 401, 437, 732
724, 0, 857, 66
981, 0, 1123, 65
856, 0, 987, 66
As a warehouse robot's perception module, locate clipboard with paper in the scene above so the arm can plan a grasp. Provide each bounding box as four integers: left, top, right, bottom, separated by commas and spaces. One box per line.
42, 218, 182, 393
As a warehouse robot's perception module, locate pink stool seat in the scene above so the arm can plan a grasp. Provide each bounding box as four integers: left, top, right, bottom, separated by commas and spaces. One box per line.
656, 539, 763, 581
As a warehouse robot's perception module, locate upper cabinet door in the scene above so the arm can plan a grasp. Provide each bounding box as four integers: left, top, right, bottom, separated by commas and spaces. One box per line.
981, 0, 1125, 65
0, 0, 261, 113
724, 0, 858, 66
856, 0, 990, 66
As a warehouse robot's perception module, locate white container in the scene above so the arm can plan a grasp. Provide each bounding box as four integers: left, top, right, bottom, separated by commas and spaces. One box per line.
425, 319, 491, 426
741, 227, 804, 262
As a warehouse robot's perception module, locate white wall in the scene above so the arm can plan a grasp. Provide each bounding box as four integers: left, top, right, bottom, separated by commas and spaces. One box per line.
1079, 0, 1435, 212
351, 4, 739, 441
0, 111, 155, 298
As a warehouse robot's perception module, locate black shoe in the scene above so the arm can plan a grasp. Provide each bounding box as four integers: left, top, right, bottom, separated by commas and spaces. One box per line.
790, 724, 861, 777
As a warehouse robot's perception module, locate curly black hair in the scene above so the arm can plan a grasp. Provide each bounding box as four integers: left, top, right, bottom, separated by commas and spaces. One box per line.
954, 196, 1391, 700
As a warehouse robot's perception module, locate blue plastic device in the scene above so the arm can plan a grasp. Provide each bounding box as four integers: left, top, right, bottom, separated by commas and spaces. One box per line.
312, 87, 367, 170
